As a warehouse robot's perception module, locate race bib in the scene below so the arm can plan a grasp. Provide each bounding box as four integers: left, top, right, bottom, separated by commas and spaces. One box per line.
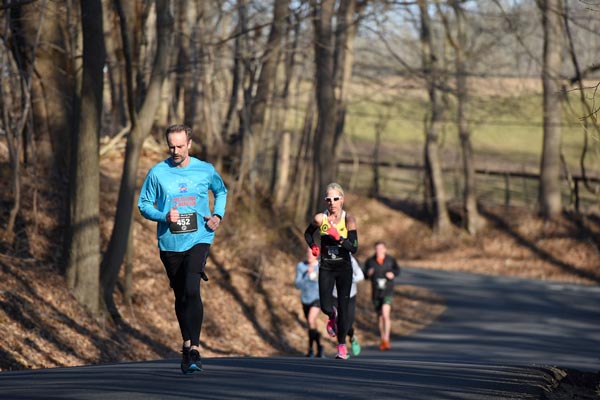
169, 212, 198, 234
324, 245, 341, 260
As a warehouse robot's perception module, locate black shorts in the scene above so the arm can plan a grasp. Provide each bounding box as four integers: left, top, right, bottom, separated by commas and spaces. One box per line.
302, 300, 321, 319
159, 243, 210, 288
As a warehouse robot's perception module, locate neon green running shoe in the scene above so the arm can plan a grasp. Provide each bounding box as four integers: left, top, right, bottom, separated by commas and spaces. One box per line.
351, 338, 361, 356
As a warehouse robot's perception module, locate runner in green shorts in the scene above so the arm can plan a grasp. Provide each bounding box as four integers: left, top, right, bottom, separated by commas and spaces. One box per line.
364, 241, 400, 351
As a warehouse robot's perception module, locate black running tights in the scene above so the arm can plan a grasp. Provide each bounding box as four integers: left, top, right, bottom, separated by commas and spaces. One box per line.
339, 295, 357, 340
318, 262, 353, 344
160, 243, 209, 347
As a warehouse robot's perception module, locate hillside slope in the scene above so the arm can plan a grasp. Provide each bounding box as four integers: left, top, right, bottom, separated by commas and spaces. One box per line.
1, 144, 599, 374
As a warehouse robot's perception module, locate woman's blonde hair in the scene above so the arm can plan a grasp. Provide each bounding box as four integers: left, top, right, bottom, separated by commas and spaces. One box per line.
325, 182, 345, 197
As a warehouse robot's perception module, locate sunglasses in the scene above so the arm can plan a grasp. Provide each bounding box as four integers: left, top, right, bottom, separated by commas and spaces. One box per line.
324, 196, 342, 202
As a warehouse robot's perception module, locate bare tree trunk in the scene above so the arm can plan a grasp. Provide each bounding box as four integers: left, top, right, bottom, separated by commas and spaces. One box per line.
273, 131, 291, 206
174, 0, 221, 162
1, 2, 45, 245
271, 14, 297, 207
332, 0, 363, 151
0, 52, 22, 245
419, 0, 450, 234
2, 130, 21, 245
234, 0, 253, 194
197, 1, 222, 161
103, 1, 127, 131
1, 87, 22, 244
66, 0, 104, 315
370, 116, 383, 199
310, 0, 338, 203
100, 0, 175, 320
10, 1, 74, 173
293, 92, 317, 222
236, 0, 287, 196
538, 0, 564, 218
450, 0, 484, 234
177, 0, 199, 128
221, 23, 242, 145
123, 209, 134, 305
306, 0, 362, 214
257, 0, 288, 189
562, 2, 600, 197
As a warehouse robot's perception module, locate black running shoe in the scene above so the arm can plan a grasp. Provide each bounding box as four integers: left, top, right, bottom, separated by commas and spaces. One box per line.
188, 349, 203, 372
180, 346, 191, 374
316, 345, 325, 358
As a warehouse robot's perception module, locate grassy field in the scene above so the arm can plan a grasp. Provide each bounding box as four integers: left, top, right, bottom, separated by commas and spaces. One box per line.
344, 78, 597, 165
337, 77, 600, 212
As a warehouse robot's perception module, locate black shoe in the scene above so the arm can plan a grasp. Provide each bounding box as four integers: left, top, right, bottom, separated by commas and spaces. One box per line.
316, 345, 325, 358
187, 349, 203, 372
306, 349, 314, 358
180, 346, 191, 374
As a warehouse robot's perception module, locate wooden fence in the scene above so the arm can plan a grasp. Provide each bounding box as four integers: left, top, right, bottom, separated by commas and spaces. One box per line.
338, 158, 600, 213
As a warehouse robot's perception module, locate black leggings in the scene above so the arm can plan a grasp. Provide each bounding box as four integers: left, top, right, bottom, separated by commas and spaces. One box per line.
319, 261, 353, 344
159, 243, 210, 347
338, 295, 356, 340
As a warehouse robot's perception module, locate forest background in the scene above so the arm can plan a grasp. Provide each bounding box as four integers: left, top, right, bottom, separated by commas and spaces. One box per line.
1, 0, 600, 373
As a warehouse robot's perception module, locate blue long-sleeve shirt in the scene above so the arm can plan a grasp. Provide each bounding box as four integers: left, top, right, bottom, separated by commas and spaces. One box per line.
295, 261, 320, 305
138, 157, 227, 252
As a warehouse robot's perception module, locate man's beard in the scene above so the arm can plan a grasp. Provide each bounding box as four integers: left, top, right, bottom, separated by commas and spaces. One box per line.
171, 155, 186, 165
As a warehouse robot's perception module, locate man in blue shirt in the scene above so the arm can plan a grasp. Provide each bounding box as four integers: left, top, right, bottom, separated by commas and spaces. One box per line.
138, 124, 227, 374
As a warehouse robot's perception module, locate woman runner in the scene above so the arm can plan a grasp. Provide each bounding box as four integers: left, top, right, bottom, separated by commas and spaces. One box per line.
304, 183, 358, 359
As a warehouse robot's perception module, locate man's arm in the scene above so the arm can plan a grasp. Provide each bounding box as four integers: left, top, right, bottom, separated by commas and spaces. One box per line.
391, 257, 401, 277
210, 169, 228, 219
138, 171, 167, 222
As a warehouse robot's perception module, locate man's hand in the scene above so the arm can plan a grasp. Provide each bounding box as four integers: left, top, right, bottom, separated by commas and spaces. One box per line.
326, 225, 341, 241
166, 206, 179, 223
385, 271, 395, 280
310, 244, 320, 257
204, 215, 221, 231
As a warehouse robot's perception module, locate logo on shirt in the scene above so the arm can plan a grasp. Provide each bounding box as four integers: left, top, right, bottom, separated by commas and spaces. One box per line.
178, 182, 188, 193
173, 196, 196, 207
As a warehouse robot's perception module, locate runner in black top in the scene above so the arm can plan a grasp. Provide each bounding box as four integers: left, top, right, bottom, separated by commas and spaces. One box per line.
364, 241, 400, 350
304, 183, 358, 360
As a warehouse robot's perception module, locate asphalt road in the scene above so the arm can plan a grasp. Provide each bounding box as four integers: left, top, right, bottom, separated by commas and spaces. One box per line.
0, 267, 598, 400
394, 267, 600, 371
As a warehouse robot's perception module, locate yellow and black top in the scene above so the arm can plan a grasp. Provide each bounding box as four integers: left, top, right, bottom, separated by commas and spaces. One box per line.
319, 210, 351, 264
319, 210, 348, 239
304, 210, 358, 269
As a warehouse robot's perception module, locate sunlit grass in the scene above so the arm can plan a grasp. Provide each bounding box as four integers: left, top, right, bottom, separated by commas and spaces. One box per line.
335, 78, 600, 211
343, 85, 599, 172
